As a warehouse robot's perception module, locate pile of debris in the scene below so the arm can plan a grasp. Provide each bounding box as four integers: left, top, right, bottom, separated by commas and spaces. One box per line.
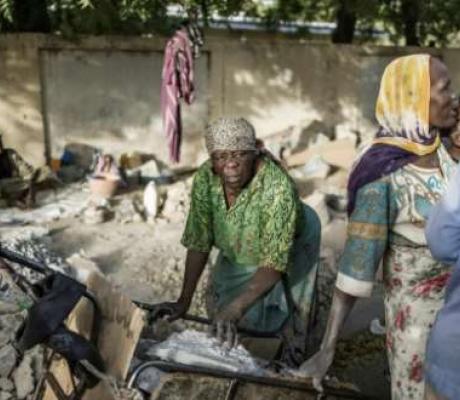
0, 306, 44, 400
0, 230, 71, 399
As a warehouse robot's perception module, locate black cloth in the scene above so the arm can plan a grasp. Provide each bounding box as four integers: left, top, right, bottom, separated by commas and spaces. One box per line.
17, 273, 86, 351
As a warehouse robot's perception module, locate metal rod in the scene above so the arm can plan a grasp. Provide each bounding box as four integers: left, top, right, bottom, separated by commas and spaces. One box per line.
0, 247, 50, 274
135, 301, 285, 338
45, 371, 71, 400
127, 360, 378, 400
224, 379, 239, 400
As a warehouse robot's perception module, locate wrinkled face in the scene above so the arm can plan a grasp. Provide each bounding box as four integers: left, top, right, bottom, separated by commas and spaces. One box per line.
429, 58, 458, 129
211, 150, 257, 191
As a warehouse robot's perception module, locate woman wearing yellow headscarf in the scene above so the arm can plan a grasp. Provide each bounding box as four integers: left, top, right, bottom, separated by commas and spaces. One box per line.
299, 55, 458, 400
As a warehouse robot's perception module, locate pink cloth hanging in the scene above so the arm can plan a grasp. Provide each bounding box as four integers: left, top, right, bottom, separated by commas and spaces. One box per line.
160, 28, 195, 163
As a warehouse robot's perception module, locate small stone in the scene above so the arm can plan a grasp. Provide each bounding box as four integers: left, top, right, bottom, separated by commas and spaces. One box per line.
0, 345, 17, 377
13, 355, 34, 399
0, 333, 9, 349
26, 346, 45, 379
0, 302, 20, 316
137, 159, 161, 181
0, 378, 13, 392
83, 206, 108, 225
0, 391, 12, 400
132, 213, 143, 223
66, 253, 103, 284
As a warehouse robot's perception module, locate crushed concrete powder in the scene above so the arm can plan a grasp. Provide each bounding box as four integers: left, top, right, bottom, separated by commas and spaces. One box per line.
146, 329, 267, 376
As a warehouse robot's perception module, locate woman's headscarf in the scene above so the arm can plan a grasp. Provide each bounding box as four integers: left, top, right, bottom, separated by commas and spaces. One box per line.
347, 54, 439, 215
205, 117, 257, 154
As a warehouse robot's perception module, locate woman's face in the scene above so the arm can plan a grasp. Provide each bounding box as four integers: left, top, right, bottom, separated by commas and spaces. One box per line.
211, 150, 257, 191
429, 58, 458, 129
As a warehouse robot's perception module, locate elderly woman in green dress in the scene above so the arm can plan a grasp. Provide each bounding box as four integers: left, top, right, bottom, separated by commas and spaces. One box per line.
153, 117, 321, 362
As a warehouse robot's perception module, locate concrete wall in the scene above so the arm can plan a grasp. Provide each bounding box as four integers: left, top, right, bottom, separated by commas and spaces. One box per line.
0, 33, 453, 168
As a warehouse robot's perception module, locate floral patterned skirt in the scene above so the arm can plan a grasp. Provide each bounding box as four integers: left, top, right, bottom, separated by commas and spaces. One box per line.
384, 244, 451, 400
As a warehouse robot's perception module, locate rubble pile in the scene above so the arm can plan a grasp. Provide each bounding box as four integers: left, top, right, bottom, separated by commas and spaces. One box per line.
0, 268, 43, 400
0, 231, 73, 399
160, 180, 192, 223
0, 183, 89, 226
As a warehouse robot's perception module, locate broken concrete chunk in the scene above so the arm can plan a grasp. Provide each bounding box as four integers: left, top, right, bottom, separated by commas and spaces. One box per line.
0, 302, 20, 317
0, 391, 12, 400
12, 355, 34, 399
66, 253, 103, 284
114, 198, 144, 224
0, 314, 23, 347
334, 123, 359, 146
137, 160, 161, 181
0, 378, 13, 392
287, 139, 357, 170
0, 345, 17, 378
293, 121, 334, 153
83, 205, 110, 224
298, 155, 331, 180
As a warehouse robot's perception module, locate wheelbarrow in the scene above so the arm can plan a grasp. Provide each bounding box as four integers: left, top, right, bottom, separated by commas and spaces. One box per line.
129, 300, 378, 400
0, 246, 105, 400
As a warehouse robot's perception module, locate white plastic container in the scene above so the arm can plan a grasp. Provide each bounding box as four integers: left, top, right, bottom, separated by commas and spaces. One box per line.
143, 181, 159, 218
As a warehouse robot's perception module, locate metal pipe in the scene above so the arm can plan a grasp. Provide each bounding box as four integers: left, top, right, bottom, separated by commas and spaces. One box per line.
224, 379, 239, 400
0, 246, 50, 274
135, 301, 286, 338
127, 360, 378, 400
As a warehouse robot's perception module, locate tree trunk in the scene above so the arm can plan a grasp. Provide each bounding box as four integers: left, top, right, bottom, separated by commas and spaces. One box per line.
401, 0, 419, 46
332, 0, 357, 44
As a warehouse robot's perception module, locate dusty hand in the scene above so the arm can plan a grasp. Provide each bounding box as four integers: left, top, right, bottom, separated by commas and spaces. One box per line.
149, 301, 189, 323
297, 348, 335, 392
209, 303, 244, 348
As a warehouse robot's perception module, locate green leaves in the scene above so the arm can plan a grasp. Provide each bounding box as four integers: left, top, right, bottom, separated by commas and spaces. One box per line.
77, 0, 94, 9
0, 0, 13, 22
0, 0, 459, 47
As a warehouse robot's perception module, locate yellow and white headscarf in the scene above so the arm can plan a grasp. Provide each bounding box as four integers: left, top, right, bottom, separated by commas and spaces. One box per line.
374, 54, 439, 155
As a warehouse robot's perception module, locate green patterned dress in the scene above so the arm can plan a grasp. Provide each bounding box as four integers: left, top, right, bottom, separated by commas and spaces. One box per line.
181, 157, 320, 336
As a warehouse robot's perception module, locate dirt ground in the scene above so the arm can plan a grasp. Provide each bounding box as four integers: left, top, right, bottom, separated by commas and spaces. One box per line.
47, 215, 212, 322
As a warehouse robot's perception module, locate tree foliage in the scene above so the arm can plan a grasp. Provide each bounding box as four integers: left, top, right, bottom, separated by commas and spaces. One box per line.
0, 0, 459, 46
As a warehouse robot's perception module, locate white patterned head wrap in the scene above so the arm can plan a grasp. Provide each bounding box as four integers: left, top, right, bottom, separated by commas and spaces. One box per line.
205, 117, 257, 154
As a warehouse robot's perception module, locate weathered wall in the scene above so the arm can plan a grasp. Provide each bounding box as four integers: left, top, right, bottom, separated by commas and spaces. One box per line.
0, 33, 455, 168
0, 35, 46, 166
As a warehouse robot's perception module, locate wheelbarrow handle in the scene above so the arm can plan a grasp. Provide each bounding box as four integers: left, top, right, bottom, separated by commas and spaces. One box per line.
0, 246, 50, 275
135, 301, 283, 338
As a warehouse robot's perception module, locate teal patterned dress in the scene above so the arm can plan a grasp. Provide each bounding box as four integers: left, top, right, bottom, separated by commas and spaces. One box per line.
336, 145, 455, 400
181, 156, 320, 336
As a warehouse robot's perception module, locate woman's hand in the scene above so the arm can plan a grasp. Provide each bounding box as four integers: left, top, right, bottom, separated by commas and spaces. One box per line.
297, 347, 335, 392
149, 301, 189, 323
209, 302, 244, 348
